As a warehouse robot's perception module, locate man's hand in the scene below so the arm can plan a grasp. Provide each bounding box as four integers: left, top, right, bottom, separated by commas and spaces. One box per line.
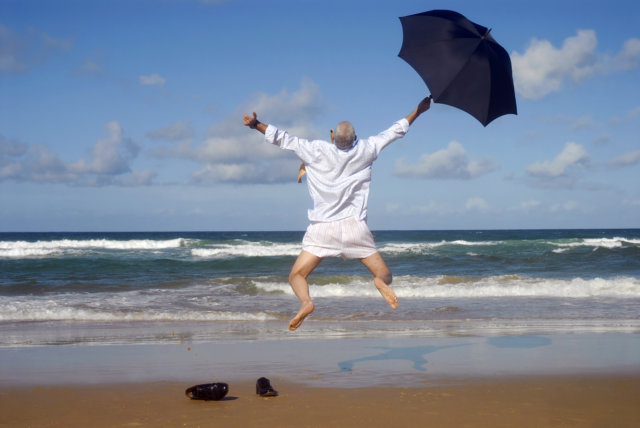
243, 112, 258, 128
416, 96, 431, 115
243, 112, 267, 134
406, 96, 431, 125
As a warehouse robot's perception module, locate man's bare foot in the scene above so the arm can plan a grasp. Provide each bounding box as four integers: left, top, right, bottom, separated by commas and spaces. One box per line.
289, 301, 315, 331
376, 283, 399, 310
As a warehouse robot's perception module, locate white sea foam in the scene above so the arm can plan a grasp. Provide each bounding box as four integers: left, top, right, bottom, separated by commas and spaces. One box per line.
552, 237, 640, 250
0, 295, 276, 322
0, 247, 62, 258
0, 307, 275, 322
191, 242, 301, 258
379, 240, 502, 254
0, 238, 185, 258
1, 275, 638, 323
253, 275, 640, 299
394, 276, 640, 299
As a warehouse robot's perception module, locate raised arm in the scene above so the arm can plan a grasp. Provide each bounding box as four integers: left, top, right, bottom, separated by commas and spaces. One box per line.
405, 96, 431, 125
243, 112, 268, 134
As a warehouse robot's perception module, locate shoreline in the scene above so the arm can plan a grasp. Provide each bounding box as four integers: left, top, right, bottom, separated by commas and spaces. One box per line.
1, 332, 639, 426
2, 332, 639, 387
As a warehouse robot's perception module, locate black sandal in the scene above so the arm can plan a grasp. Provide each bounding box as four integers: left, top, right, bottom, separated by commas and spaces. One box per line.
185, 382, 229, 401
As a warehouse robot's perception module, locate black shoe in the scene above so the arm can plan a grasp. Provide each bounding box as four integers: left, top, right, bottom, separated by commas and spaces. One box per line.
256, 377, 278, 397
185, 382, 229, 401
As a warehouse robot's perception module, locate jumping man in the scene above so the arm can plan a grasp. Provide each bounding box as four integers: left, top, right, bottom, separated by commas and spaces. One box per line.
243, 97, 431, 330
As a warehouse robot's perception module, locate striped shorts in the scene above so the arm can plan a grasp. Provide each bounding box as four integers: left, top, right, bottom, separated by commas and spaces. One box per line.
302, 216, 378, 259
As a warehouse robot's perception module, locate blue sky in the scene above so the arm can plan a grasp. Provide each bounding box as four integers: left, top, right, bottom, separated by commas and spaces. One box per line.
1, 0, 639, 231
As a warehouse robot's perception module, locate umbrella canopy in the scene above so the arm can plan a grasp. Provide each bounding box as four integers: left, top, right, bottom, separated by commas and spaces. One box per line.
398, 10, 517, 126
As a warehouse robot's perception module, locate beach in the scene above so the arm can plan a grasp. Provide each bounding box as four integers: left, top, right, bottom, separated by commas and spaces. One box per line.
1, 230, 639, 426
2, 334, 640, 427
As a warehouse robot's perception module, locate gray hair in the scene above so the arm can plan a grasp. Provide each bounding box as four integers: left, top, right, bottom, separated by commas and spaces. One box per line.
334, 121, 356, 150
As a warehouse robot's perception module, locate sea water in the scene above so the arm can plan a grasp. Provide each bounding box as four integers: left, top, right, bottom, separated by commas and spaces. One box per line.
1, 229, 639, 346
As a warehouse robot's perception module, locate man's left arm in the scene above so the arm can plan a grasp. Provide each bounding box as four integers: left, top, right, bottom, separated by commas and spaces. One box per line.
371, 96, 433, 154
405, 96, 431, 125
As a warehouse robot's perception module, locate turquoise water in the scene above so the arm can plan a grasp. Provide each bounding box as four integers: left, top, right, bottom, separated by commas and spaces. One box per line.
1, 229, 639, 345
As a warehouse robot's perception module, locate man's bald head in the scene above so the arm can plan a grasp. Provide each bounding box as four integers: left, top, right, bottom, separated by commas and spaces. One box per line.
334, 121, 356, 150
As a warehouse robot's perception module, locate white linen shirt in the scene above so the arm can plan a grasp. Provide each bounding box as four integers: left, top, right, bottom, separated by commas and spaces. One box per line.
264, 118, 410, 223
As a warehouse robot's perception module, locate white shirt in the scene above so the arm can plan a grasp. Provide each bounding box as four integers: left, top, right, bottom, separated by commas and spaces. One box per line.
264, 118, 410, 223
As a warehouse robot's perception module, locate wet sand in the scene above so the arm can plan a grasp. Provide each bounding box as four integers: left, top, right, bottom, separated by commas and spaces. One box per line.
2, 376, 639, 427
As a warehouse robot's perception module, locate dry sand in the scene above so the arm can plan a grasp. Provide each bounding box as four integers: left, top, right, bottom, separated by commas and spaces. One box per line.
2, 376, 639, 427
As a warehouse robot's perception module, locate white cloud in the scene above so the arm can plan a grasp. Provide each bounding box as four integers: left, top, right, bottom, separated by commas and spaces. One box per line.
70, 121, 139, 175
608, 150, 640, 168
512, 30, 597, 99
512, 31, 640, 99
147, 120, 195, 141
542, 113, 597, 130
410, 201, 450, 215
244, 77, 324, 131
0, 23, 72, 74
0, 23, 25, 73
154, 79, 326, 184
465, 197, 491, 213
550, 200, 579, 213
191, 159, 299, 184
512, 200, 541, 212
117, 170, 158, 187
139, 73, 166, 87
612, 38, 640, 71
591, 134, 611, 146
526, 142, 589, 178
385, 203, 401, 214
0, 135, 27, 157
609, 106, 640, 125
36, 28, 73, 51
77, 59, 102, 75
570, 115, 597, 131
0, 122, 153, 186
393, 141, 498, 179
625, 106, 640, 121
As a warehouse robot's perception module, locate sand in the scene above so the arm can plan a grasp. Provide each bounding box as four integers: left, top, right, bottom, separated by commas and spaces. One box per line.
2, 376, 640, 427
2, 333, 639, 427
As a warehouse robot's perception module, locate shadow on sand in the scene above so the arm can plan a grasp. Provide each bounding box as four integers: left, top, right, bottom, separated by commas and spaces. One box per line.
338, 342, 469, 373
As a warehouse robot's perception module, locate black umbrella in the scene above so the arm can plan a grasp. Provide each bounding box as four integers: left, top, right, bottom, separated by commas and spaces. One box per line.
398, 9, 517, 126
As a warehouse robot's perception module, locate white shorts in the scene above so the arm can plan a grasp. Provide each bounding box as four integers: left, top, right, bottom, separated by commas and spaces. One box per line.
302, 217, 378, 259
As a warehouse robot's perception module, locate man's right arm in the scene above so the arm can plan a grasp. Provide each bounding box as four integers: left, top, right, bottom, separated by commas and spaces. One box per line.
246, 114, 314, 163
405, 96, 431, 125
243, 112, 267, 134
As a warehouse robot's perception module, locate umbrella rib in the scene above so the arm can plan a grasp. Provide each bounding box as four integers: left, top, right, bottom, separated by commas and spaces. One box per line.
437, 41, 492, 125
433, 40, 481, 98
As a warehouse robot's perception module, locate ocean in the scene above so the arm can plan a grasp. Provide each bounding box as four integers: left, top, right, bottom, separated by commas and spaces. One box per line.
1, 229, 639, 347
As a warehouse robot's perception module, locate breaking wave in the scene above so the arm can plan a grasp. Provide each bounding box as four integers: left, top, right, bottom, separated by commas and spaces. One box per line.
0, 238, 185, 258
253, 275, 640, 299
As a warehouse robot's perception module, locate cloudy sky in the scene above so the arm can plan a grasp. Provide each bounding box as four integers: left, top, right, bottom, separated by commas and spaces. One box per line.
1, 0, 639, 231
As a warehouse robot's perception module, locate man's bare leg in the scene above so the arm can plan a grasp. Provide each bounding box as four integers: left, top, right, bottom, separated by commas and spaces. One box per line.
288, 250, 323, 331
360, 252, 398, 309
